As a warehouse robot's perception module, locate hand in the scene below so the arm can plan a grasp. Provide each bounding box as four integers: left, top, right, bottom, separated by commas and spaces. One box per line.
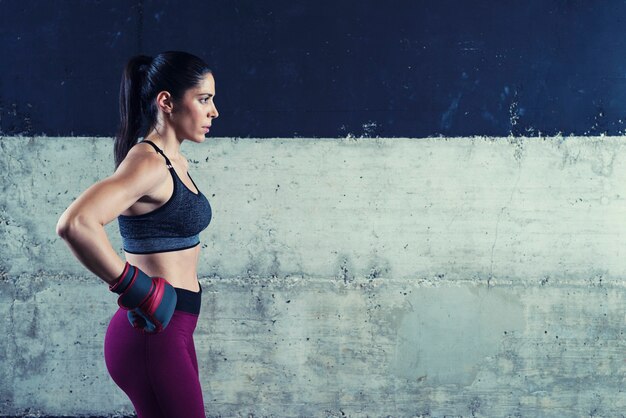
109, 262, 177, 334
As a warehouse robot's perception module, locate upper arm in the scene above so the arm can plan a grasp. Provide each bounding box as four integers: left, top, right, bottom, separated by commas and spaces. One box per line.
57, 152, 167, 230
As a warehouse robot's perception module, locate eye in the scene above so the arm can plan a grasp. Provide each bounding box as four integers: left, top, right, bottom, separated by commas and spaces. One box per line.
200, 98, 209, 104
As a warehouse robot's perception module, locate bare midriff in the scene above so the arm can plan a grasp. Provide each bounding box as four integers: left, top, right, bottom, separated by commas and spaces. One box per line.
125, 244, 201, 292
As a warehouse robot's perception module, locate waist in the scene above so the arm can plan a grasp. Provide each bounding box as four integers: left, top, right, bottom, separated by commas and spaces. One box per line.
174, 283, 202, 315
121, 235, 201, 254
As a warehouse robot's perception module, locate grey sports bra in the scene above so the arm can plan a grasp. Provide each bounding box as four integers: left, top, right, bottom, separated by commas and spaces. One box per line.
117, 140, 212, 254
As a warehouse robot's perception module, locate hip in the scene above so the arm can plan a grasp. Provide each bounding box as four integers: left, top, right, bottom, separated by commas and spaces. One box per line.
106, 283, 202, 340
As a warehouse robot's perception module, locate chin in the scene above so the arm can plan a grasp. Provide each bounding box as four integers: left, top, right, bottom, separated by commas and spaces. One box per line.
189, 135, 205, 142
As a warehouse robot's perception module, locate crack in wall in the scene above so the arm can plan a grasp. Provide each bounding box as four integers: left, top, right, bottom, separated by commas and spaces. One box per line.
489, 167, 522, 285
4, 284, 18, 409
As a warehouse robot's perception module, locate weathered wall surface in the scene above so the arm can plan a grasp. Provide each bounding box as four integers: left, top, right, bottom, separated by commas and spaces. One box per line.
1, 136, 626, 417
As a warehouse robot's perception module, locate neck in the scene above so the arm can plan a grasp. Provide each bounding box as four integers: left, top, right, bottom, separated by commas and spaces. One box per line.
144, 127, 182, 160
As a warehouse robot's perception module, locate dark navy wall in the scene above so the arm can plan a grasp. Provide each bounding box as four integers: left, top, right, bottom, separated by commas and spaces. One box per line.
3, 1, 626, 138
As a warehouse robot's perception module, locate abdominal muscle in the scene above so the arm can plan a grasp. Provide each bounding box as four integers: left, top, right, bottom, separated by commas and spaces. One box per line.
125, 245, 201, 292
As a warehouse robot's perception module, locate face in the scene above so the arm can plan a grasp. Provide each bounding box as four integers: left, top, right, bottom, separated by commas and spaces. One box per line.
171, 72, 219, 141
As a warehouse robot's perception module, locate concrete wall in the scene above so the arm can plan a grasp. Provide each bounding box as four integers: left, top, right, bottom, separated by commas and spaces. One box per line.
1, 135, 626, 417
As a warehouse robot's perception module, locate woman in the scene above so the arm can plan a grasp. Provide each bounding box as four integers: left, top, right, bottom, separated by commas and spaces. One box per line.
56, 51, 218, 417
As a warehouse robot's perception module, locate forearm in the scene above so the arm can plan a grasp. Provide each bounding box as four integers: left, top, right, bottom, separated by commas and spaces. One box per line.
57, 216, 126, 286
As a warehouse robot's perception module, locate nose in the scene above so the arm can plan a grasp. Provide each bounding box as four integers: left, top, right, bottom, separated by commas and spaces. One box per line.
210, 103, 219, 119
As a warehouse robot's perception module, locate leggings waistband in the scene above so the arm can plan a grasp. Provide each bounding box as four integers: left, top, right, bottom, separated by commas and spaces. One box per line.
174, 282, 202, 315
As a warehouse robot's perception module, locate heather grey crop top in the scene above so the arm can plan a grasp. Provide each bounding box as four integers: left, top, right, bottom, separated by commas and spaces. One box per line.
117, 140, 212, 254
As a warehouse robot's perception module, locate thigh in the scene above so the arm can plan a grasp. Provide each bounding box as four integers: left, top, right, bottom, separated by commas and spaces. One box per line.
146, 311, 205, 418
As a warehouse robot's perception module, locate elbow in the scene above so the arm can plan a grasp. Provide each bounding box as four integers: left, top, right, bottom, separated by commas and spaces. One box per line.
56, 222, 70, 240
56, 213, 89, 241
56, 217, 74, 240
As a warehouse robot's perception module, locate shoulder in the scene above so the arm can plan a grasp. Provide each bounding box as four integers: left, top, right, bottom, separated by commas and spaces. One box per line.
123, 142, 168, 169
112, 142, 170, 192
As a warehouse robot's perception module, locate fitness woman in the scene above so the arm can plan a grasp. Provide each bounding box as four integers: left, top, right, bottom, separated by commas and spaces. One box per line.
56, 51, 219, 417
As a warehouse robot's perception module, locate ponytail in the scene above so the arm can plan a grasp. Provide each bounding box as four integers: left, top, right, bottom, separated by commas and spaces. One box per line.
113, 55, 153, 169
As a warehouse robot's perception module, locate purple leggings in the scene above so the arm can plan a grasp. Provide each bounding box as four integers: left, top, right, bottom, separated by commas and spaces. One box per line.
104, 286, 205, 418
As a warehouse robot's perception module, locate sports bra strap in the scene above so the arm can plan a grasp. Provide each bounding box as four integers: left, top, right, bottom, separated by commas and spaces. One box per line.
141, 140, 173, 168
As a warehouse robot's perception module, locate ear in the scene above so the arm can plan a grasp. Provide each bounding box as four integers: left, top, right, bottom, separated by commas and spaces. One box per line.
155, 91, 174, 115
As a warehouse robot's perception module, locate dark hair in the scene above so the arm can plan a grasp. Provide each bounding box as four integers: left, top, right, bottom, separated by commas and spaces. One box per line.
113, 51, 212, 168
